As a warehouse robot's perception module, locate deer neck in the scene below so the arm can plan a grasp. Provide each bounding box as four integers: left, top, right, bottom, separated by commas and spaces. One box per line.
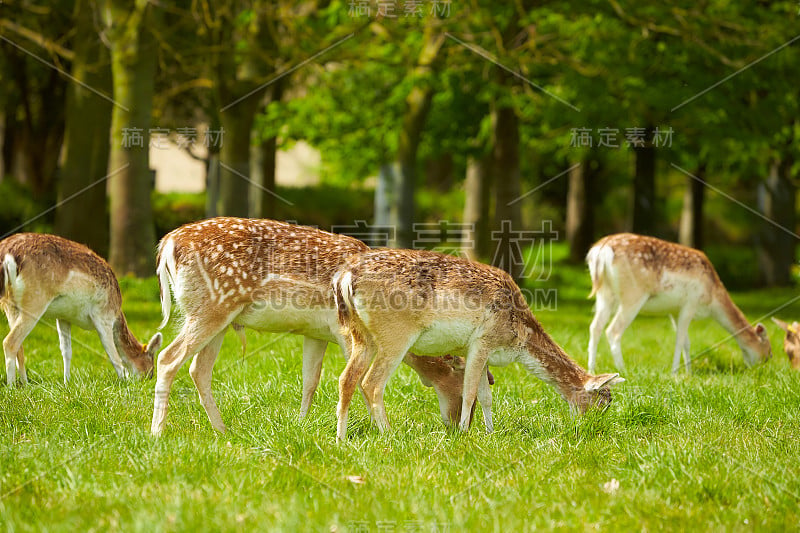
112, 313, 145, 361
710, 288, 755, 348
520, 324, 588, 399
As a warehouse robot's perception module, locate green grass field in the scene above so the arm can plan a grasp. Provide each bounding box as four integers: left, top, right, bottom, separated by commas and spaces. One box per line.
1, 260, 800, 532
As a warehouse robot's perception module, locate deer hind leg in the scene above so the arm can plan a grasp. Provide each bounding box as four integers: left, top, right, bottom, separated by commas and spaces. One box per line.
477, 368, 493, 433
605, 294, 648, 373
15, 346, 26, 386
152, 313, 238, 436
336, 333, 375, 441
189, 330, 227, 432
588, 290, 615, 374
299, 337, 328, 419
459, 344, 491, 432
3, 300, 48, 386
360, 334, 418, 434
672, 308, 694, 375
7, 305, 28, 386
57, 319, 72, 384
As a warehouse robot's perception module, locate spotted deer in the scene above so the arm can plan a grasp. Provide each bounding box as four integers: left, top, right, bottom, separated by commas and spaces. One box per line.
151, 217, 490, 436
587, 233, 771, 374
0, 233, 162, 385
771, 318, 800, 370
333, 248, 624, 441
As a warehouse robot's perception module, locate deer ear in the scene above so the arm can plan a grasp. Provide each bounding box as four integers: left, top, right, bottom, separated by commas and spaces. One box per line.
755, 323, 768, 340
147, 332, 163, 355
584, 373, 625, 391
771, 317, 789, 332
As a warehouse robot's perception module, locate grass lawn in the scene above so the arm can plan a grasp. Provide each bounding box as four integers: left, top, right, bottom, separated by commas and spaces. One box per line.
1, 258, 799, 532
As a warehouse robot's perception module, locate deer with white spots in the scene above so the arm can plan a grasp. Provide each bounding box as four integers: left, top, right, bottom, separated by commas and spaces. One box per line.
151, 217, 491, 436
333, 248, 624, 441
587, 233, 772, 374
0, 233, 162, 385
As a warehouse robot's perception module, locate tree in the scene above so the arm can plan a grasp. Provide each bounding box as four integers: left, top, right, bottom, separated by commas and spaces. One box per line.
0, 7, 69, 198
54, 0, 112, 255
757, 157, 795, 286
214, 5, 266, 218
103, 0, 159, 276
394, 26, 444, 247
462, 153, 492, 260
250, 82, 284, 219
631, 126, 657, 236
678, 163, 705, 249
566, 153, 601, 263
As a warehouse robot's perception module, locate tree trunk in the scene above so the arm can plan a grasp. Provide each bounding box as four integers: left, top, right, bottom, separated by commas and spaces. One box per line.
249, 82, 284, 219
757, 158, 795, 286
106, 1, 158, 276
491, 102, 523, 281
218, 96, 258, 217
0, 111, 5, 182
678, 164, 705, 249
632, 126, 656, 236
425, 152, 454, 192
214, 5, 275, 219
374, 163, 396, 245
55, 0, 112, 256
463, 153, 492, 260
249, 132, 277, 219
566, 155, 599, 263
205, 122, 221, 218
394, 29, 444, 248
4, 53, 65, 199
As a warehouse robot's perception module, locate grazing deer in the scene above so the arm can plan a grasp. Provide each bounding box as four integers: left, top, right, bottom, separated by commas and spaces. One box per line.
586, 233, 771, 374
151, 217, 490, 435
333, 248, 624, 441
0, 233, 162, 385
771, 318, 800, 370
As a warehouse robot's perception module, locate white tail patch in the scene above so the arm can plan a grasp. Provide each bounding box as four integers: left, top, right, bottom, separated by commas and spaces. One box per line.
333, 270, 354, 315
3, 254, 18, 294
586, 244, 614, 299
157, 238, 176, 330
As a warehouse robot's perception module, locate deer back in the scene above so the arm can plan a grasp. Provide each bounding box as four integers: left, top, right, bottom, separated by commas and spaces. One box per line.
161, 218, 369, 320
0, 233, 122, 310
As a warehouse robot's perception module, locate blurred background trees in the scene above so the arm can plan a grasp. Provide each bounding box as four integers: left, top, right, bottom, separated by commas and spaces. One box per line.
0, 0, 798, 286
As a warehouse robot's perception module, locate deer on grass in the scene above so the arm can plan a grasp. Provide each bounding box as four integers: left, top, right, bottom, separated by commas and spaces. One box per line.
586, 233, 771, 374
0, 233, 162, 385
333, 248, 624, 441
771, 318, 800, 370
151, 217, 492, 436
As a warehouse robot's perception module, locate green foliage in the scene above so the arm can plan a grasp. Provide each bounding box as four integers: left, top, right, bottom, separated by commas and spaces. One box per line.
704, 245, 762, 290
1, 266, 799, 530
151, 184, 469, 238
152, 192, 206, 239
0, 180, 54, 237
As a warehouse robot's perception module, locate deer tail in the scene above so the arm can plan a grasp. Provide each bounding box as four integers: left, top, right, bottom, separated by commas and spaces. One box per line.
586, 243, 614, 299
156, 237, 177, 330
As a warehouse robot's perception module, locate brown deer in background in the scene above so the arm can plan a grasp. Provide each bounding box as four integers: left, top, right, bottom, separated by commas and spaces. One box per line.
0, 233, 162, 385
587, 233, 771, 374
